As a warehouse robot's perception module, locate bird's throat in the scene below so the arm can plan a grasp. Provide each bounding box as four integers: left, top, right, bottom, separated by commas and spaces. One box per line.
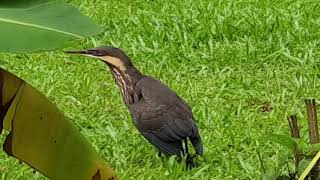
109, 66, 135, 105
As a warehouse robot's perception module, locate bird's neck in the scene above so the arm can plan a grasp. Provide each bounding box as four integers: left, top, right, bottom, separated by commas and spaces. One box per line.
108, 65, 142, 105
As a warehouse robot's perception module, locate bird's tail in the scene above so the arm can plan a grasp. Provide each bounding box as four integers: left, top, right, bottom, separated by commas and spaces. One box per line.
190, 127, 204, 155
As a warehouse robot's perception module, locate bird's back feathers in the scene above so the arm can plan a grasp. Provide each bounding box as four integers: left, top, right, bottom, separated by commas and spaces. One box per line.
129, 76, 203, 156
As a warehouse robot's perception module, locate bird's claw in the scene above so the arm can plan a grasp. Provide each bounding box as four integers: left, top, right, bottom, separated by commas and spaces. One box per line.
186, 154, 196, 170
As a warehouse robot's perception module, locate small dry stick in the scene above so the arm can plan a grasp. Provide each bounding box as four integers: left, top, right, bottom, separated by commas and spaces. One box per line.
305, 99, 319, 144
305, 99, 320, 180
287, 115, 303, 171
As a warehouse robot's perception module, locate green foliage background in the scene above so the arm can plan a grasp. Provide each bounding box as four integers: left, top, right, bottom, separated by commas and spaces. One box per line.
1, 0, 320, 179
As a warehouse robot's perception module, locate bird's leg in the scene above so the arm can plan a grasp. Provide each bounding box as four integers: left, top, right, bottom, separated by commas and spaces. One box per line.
184, 139, 195, 169
184, 138, 189, 156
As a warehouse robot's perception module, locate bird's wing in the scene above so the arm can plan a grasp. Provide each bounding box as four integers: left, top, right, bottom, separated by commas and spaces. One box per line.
129, 77, 199, 155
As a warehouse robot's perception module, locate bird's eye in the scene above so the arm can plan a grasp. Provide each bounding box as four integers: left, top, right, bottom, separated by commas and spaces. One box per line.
87, 50, 97, 53
87, 49, 103, 56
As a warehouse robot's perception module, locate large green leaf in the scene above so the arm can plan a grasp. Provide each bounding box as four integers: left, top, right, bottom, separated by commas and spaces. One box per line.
0, 68, 117, 179
0, 1, 102, 53
0, 0, 50, 8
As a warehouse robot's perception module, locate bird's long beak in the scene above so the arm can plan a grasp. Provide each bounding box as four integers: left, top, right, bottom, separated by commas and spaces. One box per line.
64, 50, 88, 54
64, 49, 102, 59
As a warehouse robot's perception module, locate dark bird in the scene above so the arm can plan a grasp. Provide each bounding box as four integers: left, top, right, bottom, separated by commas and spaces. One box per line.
65, 46, 204, 167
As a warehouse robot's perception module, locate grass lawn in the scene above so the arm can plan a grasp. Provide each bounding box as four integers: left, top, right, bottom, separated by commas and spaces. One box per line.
1, 0, 320, 179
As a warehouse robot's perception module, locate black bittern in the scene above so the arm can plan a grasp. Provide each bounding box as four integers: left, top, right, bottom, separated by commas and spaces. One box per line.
65, 46, 204, 167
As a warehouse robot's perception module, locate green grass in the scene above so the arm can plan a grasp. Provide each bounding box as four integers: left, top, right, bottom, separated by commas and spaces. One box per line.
1, 0, 320, 179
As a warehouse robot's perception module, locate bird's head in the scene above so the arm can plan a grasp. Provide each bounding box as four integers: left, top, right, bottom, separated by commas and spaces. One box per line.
65, 46, 132, 71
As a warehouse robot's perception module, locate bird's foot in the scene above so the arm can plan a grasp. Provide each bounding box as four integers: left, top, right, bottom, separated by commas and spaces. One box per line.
186, 154, 196, 170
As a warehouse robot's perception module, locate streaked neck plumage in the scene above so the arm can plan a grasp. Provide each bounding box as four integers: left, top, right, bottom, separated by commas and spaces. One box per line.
107, 64, 143, 106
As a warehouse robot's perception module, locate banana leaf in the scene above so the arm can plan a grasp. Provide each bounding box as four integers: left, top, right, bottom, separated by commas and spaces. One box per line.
0, 68, 117, 180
